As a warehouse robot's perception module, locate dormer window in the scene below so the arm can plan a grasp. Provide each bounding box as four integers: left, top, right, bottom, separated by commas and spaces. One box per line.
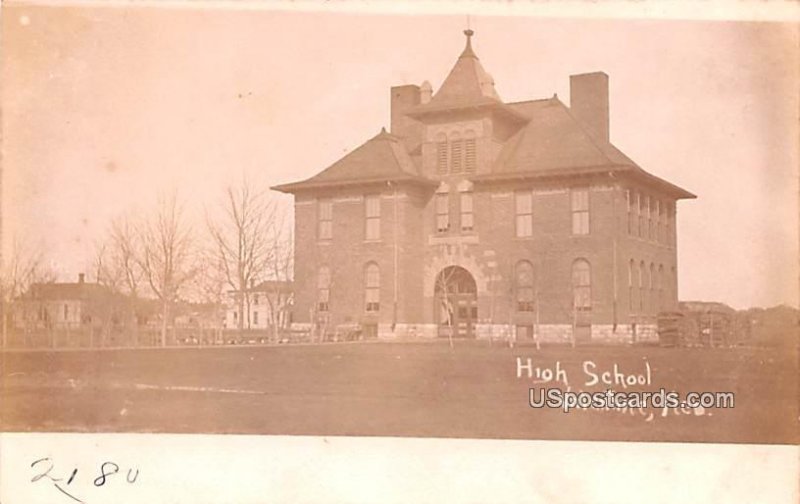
449, 132, 463, 173
464, 130, 476, 172
436, 133, 448, 174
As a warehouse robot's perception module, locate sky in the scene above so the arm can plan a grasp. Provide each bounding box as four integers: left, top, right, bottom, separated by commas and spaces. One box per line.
2, 3, 798, 309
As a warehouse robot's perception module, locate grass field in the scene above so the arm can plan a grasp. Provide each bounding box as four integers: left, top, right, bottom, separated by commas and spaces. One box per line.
1, 341, 796, 444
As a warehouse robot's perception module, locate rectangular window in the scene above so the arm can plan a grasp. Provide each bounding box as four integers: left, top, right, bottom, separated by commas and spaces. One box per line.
253, 311, 259, 325
659, 201, 667, 244
464, 138, 476, 172
572, 261, 592, 311
667, 203, 675, 248
634, 192, 641, 237
450, 140, 463, 173
645, 196, 653, 240
318, 199, 332, 240
571, 189, 590, 235
365, 264, 380, 312
460, 192, 474, 232
515, 191, 533, 238
516, 262, 535, 312
63, 304, 69, 321
638, 193, 645, 238
626, 190, 633, 235
365, 194, 381, 240
628, 261, 634, 311
436, 193, 450, 233
654, 200, 661, 243
318, 267, 331, 312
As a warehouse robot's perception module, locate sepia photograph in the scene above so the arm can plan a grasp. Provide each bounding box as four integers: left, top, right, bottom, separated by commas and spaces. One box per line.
1, 1, 798, 501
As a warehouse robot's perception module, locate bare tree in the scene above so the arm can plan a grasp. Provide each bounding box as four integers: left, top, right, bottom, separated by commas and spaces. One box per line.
189, 249, 227, 345
92, 241, 124, 347
206, 181, 276, 336
108, 215, 145, 344
262, 220, 294, 342
0, 237, 56, 347
435, 266, 459, 350
139, 193, 195, 347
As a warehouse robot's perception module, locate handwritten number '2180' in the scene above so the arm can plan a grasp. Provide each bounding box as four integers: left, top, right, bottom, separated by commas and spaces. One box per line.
31, 458, 139, 504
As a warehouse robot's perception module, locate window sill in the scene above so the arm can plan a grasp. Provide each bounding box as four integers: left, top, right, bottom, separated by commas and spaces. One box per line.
428, 234, 480, 245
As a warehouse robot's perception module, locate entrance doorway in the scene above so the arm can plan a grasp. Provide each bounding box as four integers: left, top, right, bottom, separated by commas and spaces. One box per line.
434, 266, 478, 339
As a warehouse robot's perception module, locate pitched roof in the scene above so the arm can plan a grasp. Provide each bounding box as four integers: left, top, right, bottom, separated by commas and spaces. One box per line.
229, 280, 294, 295
476, 97, 695, 199
495, 97, 635, 172
275, 31, 694, 200
272, 128, 436, 193
26, 281, 109, 301
428, 30, 501, 107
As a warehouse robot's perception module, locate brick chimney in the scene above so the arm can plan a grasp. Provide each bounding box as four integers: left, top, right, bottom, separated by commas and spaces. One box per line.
390, 84, 423, 148
570, 72, 609, 143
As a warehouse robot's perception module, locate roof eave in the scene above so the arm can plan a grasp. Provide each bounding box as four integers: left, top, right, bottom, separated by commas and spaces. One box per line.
272, 175, 437, 194
407, 100, 528, 124
472, 164, 696, 200
471, 165, 631, 183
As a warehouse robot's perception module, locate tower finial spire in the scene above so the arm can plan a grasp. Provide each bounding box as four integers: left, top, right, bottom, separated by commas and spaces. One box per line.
461, 28, 476, 58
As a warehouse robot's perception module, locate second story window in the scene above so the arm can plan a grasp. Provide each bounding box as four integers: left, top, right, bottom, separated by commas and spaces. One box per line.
645, 196, 652, 240
365, 194, 381, 240
571, 188, 590, 235
515, 191, 533, 238
460, 191, 474, 232
638, 194, 646, 239
318, 198, 332, 241
436, 192, 450, 233
655, 200, 661, 243
626, 190, 633, 235
666, 202, 675, 248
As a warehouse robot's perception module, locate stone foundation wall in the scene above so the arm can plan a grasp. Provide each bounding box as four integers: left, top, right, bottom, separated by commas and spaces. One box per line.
475, 323, 515, 340
296, 321, 659, 345
377, 323, 438, 340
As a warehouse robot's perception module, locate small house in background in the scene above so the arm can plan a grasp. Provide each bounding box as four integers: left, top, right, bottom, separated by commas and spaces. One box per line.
13, 273, 115, 331
225, 280, 294, 332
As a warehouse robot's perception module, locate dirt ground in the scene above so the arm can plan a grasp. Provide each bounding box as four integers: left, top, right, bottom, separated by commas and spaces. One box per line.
1, 341, 797, 444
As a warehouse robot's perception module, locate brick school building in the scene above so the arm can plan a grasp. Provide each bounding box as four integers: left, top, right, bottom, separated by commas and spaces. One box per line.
274, 30, 694, 344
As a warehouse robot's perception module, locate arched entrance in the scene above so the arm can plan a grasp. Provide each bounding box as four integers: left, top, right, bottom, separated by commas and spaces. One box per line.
434, 266, 478, 339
